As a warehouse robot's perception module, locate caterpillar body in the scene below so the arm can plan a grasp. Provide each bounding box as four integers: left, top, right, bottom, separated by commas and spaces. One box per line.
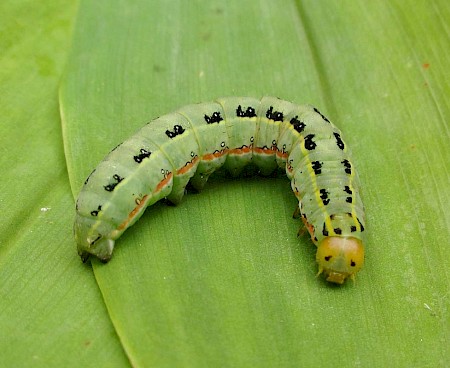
74, 97, 365, 284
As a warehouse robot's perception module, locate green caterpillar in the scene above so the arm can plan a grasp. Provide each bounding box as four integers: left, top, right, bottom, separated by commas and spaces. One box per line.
74, 97, 366, 284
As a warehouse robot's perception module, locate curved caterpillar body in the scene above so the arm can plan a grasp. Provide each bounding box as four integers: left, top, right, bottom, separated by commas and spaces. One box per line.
74, 97, 365, 284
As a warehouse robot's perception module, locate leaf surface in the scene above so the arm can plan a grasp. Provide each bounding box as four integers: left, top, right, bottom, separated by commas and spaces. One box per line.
60, 0, 449, 367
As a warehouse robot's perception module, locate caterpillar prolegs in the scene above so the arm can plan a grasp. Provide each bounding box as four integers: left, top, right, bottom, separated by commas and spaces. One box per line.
74, 97, 366, 284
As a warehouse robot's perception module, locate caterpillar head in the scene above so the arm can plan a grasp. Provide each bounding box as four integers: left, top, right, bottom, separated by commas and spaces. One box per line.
316, 236, 364, 284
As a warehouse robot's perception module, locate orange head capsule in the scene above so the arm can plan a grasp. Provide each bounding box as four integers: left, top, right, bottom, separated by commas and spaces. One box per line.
316, 236, 364, 284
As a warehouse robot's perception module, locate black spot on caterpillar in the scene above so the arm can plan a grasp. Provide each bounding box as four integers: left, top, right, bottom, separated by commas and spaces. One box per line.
313, 107, 331, 124
319, 188, 330, 206
133, 148, 151, 163
311, 161, 322, 175
290, 116, 306, 133
304, 134, 317, 150
266, 106, 284, 122
165, 124, 185, 138
334, 132, 345, 150
204, 111, 223, 124
74, 96, 366, 284
103, 174, 124, 192
236, 105, 256, 118
90, 205, 102, 217
342, 159, 352, 174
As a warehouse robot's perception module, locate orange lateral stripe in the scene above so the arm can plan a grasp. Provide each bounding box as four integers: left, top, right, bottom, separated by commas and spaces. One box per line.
202, 149, 228, 161
229, 146, 251, 155
301, 216, 316, 241
117, 194, 149, 231
155, 172, 173, 193
254, 146, 276, 155
177, 156, 200, 175
276, 150, 288, 159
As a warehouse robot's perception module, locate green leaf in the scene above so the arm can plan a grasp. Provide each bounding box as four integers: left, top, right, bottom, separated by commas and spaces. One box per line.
27, 0, 450, 366
0, 0, 129, 366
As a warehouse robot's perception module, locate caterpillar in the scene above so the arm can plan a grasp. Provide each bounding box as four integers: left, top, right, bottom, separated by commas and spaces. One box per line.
74, 97, 366, 284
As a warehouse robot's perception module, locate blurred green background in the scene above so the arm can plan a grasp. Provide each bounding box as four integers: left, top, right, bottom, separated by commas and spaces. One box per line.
1, 0, 448, 367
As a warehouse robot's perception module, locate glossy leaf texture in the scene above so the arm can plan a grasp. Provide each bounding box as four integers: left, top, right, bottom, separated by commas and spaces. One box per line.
0, 0, 129, 366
